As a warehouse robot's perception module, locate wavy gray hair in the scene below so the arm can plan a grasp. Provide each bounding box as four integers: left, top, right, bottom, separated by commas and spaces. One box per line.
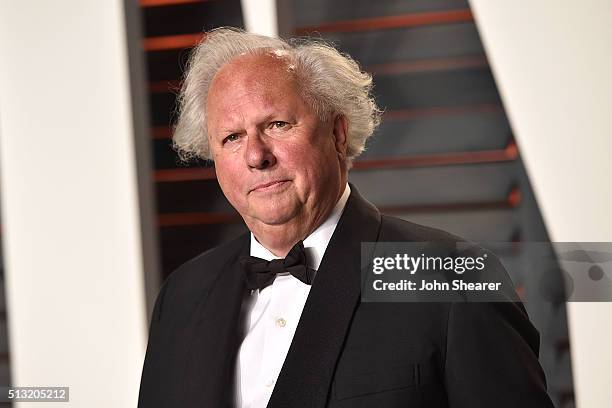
173, 27, 382, 165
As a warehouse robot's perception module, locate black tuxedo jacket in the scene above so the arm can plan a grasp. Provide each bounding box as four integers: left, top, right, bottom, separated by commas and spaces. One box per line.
138, 187, 554, 407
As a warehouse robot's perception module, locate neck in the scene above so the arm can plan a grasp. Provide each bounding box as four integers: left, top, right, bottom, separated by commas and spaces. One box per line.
251, 222, 316, 257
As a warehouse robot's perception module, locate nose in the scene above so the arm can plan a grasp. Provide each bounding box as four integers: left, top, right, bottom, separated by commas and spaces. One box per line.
245, 131, 276, 170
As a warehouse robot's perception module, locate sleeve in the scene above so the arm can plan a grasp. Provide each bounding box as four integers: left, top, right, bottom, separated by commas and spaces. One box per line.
443, 300, 555, 408
137, 281, 170, 408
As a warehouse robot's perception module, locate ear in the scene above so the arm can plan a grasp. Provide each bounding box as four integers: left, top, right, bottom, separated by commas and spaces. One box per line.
332, 114, 349, 159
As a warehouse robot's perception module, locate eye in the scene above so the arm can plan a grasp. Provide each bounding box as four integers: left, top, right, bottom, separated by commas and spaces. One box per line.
222, 133, 240, 144
269, 121, 289, 129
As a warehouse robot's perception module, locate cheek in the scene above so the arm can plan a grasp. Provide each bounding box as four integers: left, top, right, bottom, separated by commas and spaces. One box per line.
289, 149, 336, 192
215, 160, 243, 202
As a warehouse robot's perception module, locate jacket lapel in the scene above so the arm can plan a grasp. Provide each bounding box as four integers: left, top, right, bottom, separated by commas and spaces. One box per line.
267, 186, 382, 408
180, 233, 250, 408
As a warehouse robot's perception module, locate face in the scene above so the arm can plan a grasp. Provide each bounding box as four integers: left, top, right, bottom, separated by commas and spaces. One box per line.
206, 52, 348, 234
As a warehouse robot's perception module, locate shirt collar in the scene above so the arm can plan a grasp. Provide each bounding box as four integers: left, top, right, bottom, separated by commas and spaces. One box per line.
250, 183, 351, 270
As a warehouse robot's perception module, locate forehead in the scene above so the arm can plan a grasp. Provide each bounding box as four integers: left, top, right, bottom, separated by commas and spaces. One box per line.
206, 52, 301, 112
218, 50, 294, 80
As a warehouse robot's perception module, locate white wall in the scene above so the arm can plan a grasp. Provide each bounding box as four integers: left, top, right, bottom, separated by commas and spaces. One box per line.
0, 1, 148, 407
469, 1, 612, 407
240, 0, 278, 36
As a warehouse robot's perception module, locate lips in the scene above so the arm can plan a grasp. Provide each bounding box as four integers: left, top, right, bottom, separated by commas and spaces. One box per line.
250, 180, 289, 193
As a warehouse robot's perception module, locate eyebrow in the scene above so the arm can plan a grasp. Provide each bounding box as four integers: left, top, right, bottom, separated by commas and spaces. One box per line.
215, 113, 284, 135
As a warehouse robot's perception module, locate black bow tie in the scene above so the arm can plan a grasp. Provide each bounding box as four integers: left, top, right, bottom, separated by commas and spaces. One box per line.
240, 241, 317, 291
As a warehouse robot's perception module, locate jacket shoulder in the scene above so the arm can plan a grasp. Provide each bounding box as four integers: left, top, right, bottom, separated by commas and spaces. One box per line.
379, 214, 465, 242
170, 232, 247, 280
153, 232, 248, 319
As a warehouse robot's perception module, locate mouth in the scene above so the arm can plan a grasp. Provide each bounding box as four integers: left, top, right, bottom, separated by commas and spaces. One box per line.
250, 180, 290, 193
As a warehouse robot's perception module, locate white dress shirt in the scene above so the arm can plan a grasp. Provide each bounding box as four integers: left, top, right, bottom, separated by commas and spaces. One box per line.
235, 184, 351, 408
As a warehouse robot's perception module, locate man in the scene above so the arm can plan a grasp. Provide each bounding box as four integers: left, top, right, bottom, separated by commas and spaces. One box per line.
138, 28, 554, 407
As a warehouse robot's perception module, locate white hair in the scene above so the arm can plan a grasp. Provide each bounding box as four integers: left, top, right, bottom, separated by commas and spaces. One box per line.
173, 27, 382, 165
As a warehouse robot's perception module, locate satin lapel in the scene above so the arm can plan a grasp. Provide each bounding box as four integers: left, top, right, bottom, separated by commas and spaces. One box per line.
267, 186, 382, 408
180, 233, 250, 408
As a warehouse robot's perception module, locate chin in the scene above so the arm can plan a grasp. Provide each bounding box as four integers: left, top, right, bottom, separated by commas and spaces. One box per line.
244, 194, 299, 223
252, 210, 296, 226
250, 201, 301, 226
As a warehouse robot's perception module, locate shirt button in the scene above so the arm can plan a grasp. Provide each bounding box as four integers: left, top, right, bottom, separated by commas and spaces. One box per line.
265, 379, 275, 387
275, 318, 287, 328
